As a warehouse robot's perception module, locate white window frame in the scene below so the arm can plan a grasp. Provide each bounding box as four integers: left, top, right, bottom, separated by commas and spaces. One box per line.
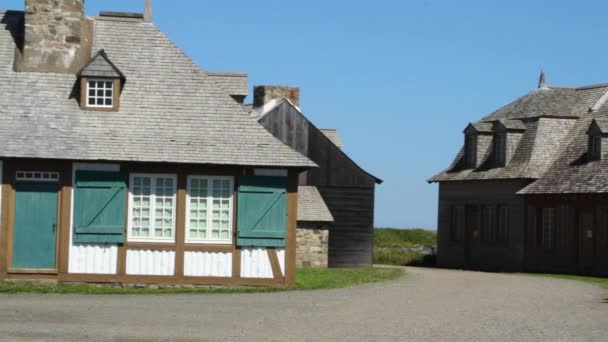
16, 171, 60, 182
185, 175, 234, 245
127, 173, 178, 243
86, 79, 114, 108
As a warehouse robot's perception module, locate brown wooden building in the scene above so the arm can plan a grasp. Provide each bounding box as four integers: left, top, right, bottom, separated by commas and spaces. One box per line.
0, 2, 319, 286
246, 87, 383, 267
429, 73, 608, 276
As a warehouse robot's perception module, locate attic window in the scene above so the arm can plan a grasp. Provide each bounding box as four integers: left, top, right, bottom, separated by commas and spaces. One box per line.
589, 135, 602, 160
77, 50, 125, 112
465, 134, 477, 168
494, 133, 507, 165
87, 80, 114, 108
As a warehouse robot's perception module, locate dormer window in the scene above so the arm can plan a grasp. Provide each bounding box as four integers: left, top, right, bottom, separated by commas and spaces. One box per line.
590, 135, 602, 160
492, 119, 526, 167
463, 122, 493, 169
87, 79, 114, 108
494, 133, 507, 165
465, 134, 477, 168
587, 119, 608, 161
77, 50, 125, 112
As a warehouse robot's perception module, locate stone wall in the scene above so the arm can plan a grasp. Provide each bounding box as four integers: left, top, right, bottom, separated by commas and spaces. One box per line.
17, 0, 92, 73
296, 222, 330, 268
253, 85, 301, 108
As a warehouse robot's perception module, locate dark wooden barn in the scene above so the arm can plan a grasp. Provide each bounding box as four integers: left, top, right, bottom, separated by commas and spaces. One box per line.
249, 86, 382, 267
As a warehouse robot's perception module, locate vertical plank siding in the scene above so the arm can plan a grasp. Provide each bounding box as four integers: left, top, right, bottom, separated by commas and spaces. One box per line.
69, 244, 118, 274
437, 181, 528, 272
0, 158, 298, 286
318, 186, 375, 267
240, 248, 274, 279
126, 250, 176, 276
259, 103, 379, 267
183, 251, 232, 277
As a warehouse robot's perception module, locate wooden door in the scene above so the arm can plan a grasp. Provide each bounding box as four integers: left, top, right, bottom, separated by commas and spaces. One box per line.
12, 183, 58, 270
578, 211, 595, 274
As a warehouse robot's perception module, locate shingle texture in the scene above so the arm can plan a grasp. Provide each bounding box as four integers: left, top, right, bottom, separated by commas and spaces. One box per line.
429, 85, 608, 184
206, 72, 249, 97
0, 12, 315, 168
319, 129, 343, 148
297, 186, 334, 222
519, 100, 608, 194
79, 50, 124, 78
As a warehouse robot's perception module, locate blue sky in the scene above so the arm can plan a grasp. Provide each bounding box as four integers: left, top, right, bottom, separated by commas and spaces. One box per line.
5, 0, 608, 229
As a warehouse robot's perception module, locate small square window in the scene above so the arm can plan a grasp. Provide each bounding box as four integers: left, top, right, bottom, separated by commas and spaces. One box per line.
86, 79, 114, 109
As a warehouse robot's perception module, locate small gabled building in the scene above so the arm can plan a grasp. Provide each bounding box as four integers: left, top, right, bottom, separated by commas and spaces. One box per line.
0, 1, 318, 286
430, 72, 608, 276
247, 87, 383, 267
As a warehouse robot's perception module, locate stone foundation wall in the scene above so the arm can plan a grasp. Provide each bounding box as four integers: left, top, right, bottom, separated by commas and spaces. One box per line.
296, 222, 330, 268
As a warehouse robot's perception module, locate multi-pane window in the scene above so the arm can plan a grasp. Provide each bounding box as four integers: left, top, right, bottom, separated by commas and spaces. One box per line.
541, 208, 556, 249
497, 206, 509, 243
481, 206, 497, 243
187, 176, 233, 243
87, 79, 114, 108
450, 206, 464, 242
494, 133, 507, 165
465, 135, 477, 168
129, 175, 177, 241
590, 135, 602, 160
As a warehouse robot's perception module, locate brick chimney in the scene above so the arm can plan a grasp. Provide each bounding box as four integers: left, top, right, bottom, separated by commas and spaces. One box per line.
16, 0, 92, 73
253, 85, 301, 108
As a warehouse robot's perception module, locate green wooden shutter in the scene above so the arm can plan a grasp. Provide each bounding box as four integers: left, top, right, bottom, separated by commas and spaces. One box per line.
73, 171, 127, 244
237, 176, 288, 247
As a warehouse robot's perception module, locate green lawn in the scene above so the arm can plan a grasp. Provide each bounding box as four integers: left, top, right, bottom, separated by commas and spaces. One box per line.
0, 267, 404, 295
374, 228, 437, 267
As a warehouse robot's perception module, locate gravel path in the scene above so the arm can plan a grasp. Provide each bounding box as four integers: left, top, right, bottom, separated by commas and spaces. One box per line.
0, 267, 606, 341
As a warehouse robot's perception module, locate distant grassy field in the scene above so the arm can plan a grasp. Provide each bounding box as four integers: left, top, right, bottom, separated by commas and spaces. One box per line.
374, 228, 437, 266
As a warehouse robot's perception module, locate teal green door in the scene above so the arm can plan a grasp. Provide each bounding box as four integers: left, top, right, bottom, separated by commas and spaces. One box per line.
12, 183, 58, 269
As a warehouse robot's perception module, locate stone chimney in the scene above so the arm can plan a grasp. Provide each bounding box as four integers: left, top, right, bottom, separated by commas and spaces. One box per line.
253, 85, 301, 108
16, 0, 92, 73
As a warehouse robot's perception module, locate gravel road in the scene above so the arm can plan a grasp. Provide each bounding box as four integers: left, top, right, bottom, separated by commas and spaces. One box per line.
0, 267, 606, 341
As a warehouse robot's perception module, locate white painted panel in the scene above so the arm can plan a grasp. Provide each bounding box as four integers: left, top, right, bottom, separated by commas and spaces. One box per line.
240, 248, 273, 279
184, 252, 232, 277
69, 244, 118, 274
276, 248, 285, 277
126, 250, 175, 276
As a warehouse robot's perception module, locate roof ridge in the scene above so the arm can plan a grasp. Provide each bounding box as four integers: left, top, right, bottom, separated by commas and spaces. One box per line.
576, 83, 608, 91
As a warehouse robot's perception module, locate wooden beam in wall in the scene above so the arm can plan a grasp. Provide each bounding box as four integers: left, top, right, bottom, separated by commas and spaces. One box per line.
284, 170, 298, 285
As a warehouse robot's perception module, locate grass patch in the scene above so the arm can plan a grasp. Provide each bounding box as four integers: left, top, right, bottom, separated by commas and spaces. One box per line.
374, 228, 437, 267
374, 228, 437, 248
0, 267, 404, 295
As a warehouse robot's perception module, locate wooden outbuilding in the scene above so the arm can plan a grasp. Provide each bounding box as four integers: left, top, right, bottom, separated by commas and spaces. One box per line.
247, 89, 383, 267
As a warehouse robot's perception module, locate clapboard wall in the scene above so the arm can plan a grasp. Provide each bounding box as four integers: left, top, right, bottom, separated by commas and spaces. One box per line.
258, 101, 380, 267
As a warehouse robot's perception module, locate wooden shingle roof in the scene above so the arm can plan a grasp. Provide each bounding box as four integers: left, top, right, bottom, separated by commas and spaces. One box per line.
429, 85, 608, 184
0, 11, 315, 168
297, 186, 334, 222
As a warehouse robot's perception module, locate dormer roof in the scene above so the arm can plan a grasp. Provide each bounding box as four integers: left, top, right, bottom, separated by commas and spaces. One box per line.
464, 122, 493, 134
78, 49, 125, 79
588, 118, 608, 135
494, 119, 527, 133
